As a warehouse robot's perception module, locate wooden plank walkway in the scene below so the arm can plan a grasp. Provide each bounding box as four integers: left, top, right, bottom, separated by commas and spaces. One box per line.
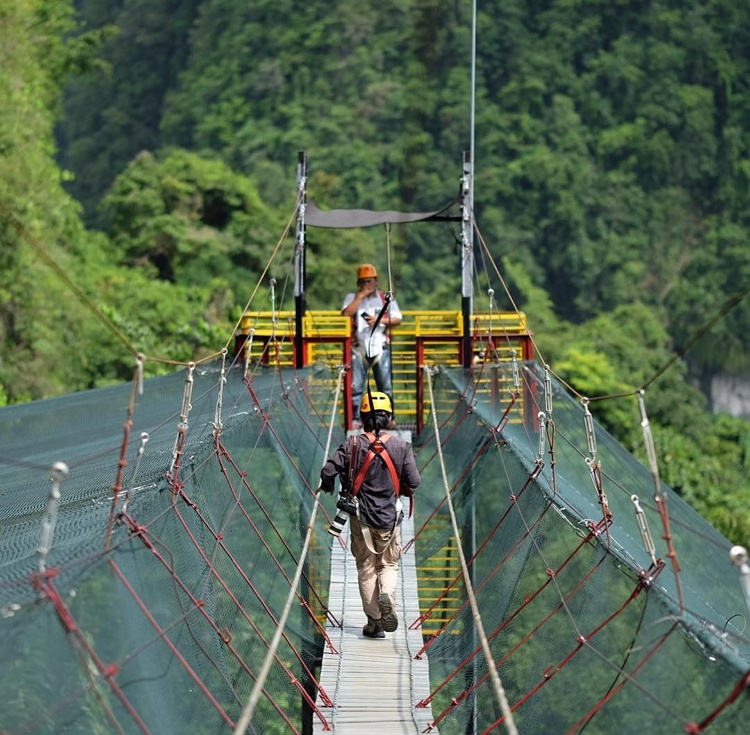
314, 494, 438, 734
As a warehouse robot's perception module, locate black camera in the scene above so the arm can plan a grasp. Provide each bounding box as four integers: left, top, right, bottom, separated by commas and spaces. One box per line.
328, 493, 358, 537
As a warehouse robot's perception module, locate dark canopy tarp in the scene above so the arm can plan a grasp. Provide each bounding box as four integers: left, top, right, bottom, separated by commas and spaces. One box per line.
305, 199, 460, 228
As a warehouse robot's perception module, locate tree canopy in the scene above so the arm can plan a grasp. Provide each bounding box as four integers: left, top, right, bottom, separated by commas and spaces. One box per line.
1, 0, 749, 542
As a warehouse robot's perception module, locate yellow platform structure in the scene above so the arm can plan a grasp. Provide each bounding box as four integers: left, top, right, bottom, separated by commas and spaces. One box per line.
236, 309, 533, 433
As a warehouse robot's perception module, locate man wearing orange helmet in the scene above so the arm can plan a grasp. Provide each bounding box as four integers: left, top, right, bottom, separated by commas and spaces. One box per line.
341, 264, 402, 425
320, 391, 420, 638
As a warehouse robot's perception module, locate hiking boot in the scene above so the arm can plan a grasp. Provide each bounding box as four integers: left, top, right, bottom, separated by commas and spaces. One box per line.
363, 615, 385, 639
378, 593, 398, 632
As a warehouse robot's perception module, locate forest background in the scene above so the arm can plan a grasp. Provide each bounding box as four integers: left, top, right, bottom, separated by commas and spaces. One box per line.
1, 0, 749, 544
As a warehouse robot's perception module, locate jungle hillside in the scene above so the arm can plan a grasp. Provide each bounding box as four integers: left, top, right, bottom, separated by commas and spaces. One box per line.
1, 0, 749, 543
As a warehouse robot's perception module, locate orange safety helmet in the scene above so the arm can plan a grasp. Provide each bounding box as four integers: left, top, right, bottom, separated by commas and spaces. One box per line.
357, 263, 378, 280
360, 391, 392, 415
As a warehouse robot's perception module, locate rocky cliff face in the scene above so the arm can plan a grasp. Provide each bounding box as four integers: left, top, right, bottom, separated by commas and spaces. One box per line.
712, 374, 750, 418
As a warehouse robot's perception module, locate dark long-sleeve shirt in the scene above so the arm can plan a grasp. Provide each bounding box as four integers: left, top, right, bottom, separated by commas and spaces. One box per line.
320, 431, 420, 529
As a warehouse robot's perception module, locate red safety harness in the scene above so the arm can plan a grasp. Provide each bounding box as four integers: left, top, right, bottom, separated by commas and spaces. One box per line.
350, 432, 412, 518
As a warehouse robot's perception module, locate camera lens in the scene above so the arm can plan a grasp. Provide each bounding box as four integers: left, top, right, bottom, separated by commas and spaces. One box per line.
328, 511, 349, 537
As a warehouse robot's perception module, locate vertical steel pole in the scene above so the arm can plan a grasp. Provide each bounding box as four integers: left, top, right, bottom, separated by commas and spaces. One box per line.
461, 151, 474, 369
468, 10, 479, 735
294, 151, 307, 368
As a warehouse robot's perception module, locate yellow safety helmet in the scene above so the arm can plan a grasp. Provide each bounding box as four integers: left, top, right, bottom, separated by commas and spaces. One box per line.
357, 263, 378, 280
360, 391, 392, 415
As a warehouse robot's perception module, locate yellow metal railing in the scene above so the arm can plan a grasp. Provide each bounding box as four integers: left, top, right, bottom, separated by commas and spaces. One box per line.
416, 525, 466, 637
236, 310, 532, 430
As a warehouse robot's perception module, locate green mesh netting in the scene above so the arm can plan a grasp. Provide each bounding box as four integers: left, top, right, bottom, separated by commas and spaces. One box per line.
0, 363, 339, 735
0, 359, 748, 734
414, 363, 749, 734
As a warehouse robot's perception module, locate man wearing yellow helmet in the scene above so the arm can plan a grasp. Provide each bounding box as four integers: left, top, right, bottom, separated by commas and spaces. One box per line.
320, 391, 420, 638
341, 264, 402, 426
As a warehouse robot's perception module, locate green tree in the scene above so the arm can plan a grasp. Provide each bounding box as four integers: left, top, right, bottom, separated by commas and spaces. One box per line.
0, 0, 117, 400
58, 0, 202, 223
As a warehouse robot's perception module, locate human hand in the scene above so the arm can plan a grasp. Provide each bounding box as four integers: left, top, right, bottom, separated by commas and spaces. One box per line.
358, 278, 377, 298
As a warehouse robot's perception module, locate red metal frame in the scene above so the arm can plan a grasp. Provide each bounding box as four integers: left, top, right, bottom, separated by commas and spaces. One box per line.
299, 334, 353, 429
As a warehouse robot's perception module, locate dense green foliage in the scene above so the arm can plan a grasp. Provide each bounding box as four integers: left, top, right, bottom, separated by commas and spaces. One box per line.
57, 0, 750, 364
0, 0, 749, 542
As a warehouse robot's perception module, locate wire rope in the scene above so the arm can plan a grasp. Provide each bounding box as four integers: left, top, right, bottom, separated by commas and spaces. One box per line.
423, 364, 519, 735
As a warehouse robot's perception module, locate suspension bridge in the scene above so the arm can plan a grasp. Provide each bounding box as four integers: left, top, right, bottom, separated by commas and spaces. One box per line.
1, 163, 749, 733
1, 350, 749, 734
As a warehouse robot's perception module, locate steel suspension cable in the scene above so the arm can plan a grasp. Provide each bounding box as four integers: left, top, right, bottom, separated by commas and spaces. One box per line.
233, 366, 346, 734
423, 365, 519, 735
385, 221, 394, 294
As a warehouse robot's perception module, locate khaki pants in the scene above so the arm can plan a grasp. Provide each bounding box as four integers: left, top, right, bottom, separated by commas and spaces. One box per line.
350, 515, 402, 620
